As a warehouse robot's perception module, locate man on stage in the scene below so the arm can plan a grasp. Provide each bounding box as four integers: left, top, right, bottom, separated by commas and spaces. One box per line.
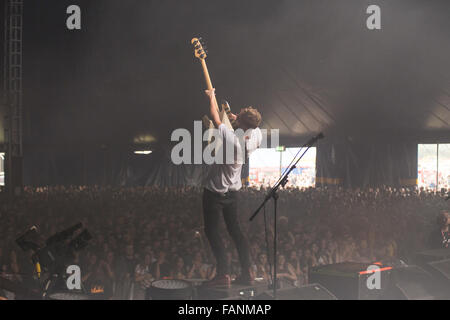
202, 88, 262, 286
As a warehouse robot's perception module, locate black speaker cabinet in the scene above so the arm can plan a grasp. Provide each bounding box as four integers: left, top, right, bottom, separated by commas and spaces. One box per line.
384, 265, 450, 300
309, 262, 392, 300
427, 259, 450, 283
416, 248, 450, 264
255, 283, 337, 300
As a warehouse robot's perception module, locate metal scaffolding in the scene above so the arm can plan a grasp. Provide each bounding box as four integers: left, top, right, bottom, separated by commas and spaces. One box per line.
3, 0, 23, 195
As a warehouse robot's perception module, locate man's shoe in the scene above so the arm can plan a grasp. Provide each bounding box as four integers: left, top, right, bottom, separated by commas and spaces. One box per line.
201, 275, 231, 288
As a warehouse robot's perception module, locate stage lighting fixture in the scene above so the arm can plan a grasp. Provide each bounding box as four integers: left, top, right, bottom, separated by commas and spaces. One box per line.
134, 150, 153, 155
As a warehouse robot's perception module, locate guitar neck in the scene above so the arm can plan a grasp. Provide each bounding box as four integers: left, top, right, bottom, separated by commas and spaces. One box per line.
192, 37, 231, 133
195, 51, 233, 130
200, 59, 220, 112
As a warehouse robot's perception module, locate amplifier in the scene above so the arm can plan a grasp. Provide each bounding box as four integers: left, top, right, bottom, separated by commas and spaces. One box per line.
415, 248, 450, 264
255, 283, 337, 300
427, 259, 450, 284
384, 265, 450, 300
309, 262, 392, 300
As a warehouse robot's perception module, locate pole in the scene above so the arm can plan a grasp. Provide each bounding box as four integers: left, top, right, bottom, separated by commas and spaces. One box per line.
250, 133, 324, 300
273, 194, 278, 299
279, 151, 282, 177
436, 144, 439, 192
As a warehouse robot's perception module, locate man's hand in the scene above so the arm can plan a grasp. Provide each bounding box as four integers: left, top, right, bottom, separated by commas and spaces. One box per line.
205, 89, 216, 100
229, 113, 237, 121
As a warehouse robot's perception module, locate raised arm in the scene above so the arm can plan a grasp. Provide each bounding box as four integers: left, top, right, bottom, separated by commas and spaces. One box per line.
205, 89, 222, 128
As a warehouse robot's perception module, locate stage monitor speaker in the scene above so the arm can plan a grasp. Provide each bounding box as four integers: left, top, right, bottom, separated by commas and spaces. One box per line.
196, 282, 268, 300
427, 259, 450, 284
383, 265, 450, 300
147, 280, 193, 300
415, 248, 450, 264
309, 262, 392, 300
255, 284, 337, 300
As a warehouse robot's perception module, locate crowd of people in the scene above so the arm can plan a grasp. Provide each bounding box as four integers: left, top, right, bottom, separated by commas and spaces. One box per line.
0, 185, 448, 299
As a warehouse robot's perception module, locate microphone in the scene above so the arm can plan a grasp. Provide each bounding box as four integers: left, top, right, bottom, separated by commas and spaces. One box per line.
222, 100, 236, 126
305, 132, 325, 147
17, 226, 37, 242
16, 226, 39, 251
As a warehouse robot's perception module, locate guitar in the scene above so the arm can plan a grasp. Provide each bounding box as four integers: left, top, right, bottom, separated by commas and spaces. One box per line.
191, 37, 235, 142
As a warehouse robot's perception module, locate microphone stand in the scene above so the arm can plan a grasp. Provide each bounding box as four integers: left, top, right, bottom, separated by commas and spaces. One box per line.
249, 133, 324, 299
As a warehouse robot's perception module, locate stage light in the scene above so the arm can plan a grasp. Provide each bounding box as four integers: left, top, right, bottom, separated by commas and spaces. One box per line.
147, 280, 193, 300
134, 150, 153, 155
133, 134, 157, 144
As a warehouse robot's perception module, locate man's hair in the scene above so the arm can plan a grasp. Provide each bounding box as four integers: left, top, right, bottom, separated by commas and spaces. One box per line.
437, 211, 450, 228
238, 107, 262, 129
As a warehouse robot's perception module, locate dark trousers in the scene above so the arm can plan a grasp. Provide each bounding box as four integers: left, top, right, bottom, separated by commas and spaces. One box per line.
202, 188, 251, 277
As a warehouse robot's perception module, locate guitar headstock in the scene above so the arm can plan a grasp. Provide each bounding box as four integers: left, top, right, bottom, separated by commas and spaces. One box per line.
191, 37, 208, 61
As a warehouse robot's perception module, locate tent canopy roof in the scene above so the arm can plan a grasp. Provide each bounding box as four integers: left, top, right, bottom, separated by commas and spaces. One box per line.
15, 0, 450, 147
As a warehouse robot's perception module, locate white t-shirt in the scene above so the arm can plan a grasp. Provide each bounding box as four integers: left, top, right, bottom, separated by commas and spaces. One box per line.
205, 124, 244, 193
